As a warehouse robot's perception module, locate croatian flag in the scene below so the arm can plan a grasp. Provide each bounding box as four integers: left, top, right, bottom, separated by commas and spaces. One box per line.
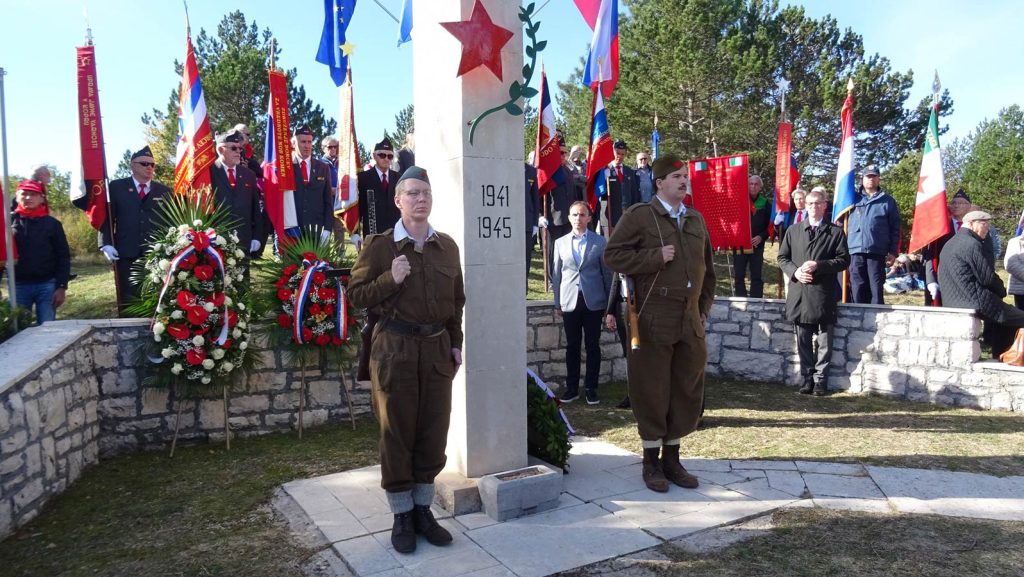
315, 0, 356, 87
262, 92, 286, 249
585, 87, 615, 214
577, 0, 619, 98
831, 93, 856, 223
174, 29, 215, 194
534, 67, 561, 195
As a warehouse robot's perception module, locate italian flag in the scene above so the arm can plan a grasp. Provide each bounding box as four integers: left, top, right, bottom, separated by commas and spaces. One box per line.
908, 107, 952, 253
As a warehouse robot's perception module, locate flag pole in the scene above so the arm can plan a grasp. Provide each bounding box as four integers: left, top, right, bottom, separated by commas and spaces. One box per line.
0, 65, 18, 329
841, 77, 853, 304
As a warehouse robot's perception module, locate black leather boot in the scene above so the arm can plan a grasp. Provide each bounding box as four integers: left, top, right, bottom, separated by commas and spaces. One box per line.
642, 447, 669, 492
661, 444, 699, 488
413, 505, 452, 546
813, 379, 828, 396
391, 511, 416, 553
799, 376, 814, 395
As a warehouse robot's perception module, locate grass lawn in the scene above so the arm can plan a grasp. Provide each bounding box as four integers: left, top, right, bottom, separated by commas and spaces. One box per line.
2, 379, 1022, 576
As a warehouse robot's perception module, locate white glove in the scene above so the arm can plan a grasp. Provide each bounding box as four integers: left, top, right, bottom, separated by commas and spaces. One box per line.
774, 213, 786, 226
532, 226, 539, 236
100, 245, 119, 262
927, 282, 940, 300
249, 239, 261, 253
350, 233, 362, 249
538, 216, 549, 229
320, 230, 332, 243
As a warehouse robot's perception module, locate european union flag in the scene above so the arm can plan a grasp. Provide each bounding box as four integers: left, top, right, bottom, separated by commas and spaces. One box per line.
316, 0, 357, 87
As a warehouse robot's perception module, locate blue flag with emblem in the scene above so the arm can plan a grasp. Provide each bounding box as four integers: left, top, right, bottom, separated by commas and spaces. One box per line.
316, 0, 357, 87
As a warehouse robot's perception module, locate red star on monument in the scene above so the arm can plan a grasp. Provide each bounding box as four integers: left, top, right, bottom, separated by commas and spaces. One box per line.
440, 0, 514, 80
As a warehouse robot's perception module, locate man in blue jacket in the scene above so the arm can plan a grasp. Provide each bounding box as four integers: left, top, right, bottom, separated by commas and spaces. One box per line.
846, 165, 901, 304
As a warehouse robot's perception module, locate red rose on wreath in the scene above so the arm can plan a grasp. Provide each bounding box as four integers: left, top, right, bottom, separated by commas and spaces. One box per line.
302, 328, 314, 342
331, 335, 343, 345
323, 304, 335, 317
194, 325, 210, 336
192, 232, 211, 251
193, 264, 214, 281
167, 323, 190, 340
186, 348, 206, 365
309, 303, 322, 316
312, 271, 326, 285
226, 310, 239, 328
318, 287, 335, 301
315, 334, 330, 346
187, 306, 209, 325
277, 313, 291, 328
283, 264, 299, 276
221, 339, 232, 349
277, 288, 293, 302
274, 275, 289, 289
302, 252, 317, 262
177, 290, 196, 309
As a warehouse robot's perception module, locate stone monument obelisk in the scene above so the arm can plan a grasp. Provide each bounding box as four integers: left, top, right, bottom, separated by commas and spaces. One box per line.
412, 0, 527, 495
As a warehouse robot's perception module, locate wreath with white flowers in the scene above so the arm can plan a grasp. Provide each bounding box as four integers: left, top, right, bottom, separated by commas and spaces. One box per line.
131, 192, 253, 390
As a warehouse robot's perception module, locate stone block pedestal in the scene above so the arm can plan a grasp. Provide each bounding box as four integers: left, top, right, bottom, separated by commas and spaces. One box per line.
478, 464, 562, 521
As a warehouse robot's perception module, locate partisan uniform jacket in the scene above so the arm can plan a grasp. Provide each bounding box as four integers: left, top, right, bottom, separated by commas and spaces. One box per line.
210, 160, 262, 251
777, 220, 851, 325
100, 177, 171, 258
603, 199, 716, 341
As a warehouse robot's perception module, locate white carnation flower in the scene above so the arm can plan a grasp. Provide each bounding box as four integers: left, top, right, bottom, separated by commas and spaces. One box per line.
220, 361, 234, 373
161, 347, 175, 358
236, 302, 245, 311
233, 328, 242, 339
224, 296, 233, 306
153, 334, 162, 342
237, 321, 247, 329
234, 249, 245, 259
201, 376, 211, 384
153, 322, 166, 336
193, 219, 203, 227
165, 246, 175, 255
177, 272, 188, 281
239, 341, 248, 350
211, 348, 225, 360
171, 310, 183, 319
235, 274, 244, 282
178, 224, 190, 233
203, 302, 215, 312
192, 335, 205, 347
171, 363, 183, 375
202, 359, 215, 370
227, 258, 236, 266
168, 226, 177, 235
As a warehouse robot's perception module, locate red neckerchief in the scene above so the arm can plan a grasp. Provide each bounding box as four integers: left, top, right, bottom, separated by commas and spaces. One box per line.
14, 205, 48, 219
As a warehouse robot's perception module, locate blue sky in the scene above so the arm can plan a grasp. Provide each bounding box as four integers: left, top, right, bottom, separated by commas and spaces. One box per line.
0, 0, 1020, 182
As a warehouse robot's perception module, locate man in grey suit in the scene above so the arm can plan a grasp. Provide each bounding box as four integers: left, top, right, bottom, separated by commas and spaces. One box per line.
551, 201, 614, 404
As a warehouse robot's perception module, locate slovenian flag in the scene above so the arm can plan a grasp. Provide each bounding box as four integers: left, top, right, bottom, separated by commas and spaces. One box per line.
585, 87, 615, 213
174, 26, 215, 195
908, 106, 952, 253
577, 0, 619, 98
315, 0, 356, 87
831, 93, 856, 223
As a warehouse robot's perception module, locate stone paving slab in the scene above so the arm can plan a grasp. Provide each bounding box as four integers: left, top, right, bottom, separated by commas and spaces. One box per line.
283, 437, 1024, 577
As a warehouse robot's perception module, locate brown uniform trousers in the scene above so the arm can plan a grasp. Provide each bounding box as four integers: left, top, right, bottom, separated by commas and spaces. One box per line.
604, 200, 716, 443
348, 229, 465, 493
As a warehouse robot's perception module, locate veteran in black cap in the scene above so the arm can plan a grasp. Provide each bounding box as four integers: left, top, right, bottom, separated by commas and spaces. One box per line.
355, 136, 401, 246
348, 164, 465, 554
603, 152, 716, 494
211, 128, 263, 264
600, 139, 641, 236
100, 145, 171, 315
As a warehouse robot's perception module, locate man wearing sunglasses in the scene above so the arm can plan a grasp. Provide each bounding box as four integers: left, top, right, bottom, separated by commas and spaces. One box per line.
354, 137, 401, 249
100, 146, 171, 315
211, 129, 262, 265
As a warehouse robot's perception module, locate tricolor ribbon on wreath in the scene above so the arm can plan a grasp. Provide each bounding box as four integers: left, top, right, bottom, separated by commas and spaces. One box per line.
155, 229, 231, 346
527, 368, 575, 435
292, 259, 349, 344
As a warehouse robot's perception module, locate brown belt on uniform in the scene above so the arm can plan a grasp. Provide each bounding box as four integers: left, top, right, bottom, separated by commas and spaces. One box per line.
379, 317, 446, 337
649, 285, 690, 299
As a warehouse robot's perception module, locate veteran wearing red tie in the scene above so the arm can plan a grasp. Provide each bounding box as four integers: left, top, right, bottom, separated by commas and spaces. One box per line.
355, 137, 401, 247
289, 125, 335, 243
210, 129, 262, 266
101, 145, 171, 314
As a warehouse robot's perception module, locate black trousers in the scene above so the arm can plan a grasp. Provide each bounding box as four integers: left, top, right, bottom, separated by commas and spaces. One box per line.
1015, 295, 1024, 310
849, 253, 887, 304
733, 243, 765, 298
563, 302, 603, 393
796, 322, 834, 382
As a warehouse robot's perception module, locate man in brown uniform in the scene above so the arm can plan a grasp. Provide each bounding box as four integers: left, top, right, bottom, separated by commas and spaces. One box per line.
604, 153, 716, 493
348, 166, 466, 554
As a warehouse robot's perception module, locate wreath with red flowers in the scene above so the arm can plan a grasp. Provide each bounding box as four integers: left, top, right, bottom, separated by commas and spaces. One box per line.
258, 230, 360, 368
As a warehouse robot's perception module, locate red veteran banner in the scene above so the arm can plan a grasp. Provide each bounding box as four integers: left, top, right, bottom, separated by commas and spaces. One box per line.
689, 154, 751, 251
774, 122, 793, 213
76, 44, 109, 231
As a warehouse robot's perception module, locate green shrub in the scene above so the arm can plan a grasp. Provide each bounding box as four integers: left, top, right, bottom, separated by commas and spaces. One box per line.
51, 208, 100, 260
0, 298, 33, 343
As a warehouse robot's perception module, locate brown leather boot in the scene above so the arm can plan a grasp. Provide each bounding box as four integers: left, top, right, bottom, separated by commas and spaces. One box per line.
661, 444, 699, 488
391, 511, 416, 553
642, 447, 670, 492
412, 505, 452, 546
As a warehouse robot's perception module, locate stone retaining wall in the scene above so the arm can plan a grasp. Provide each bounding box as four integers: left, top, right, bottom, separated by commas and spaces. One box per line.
0, 319, 370, 540
527, 298, 1024, 411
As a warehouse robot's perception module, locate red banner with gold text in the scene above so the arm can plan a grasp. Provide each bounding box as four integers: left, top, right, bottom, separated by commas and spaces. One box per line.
774, 122, 793, 214
76, 45, 109, 231
689, 154, 751, 251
